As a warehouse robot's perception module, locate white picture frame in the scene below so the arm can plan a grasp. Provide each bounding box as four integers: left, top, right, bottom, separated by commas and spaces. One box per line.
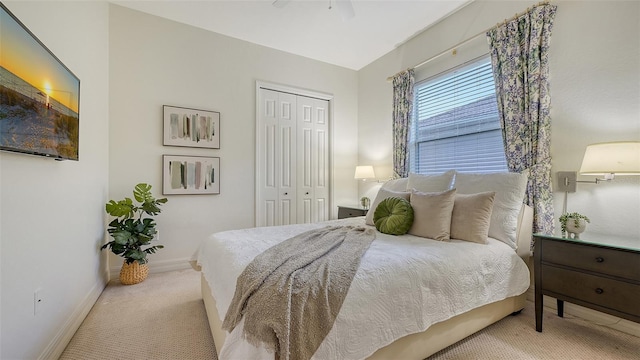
163, 105, 220, 149
162, 155, 220, 195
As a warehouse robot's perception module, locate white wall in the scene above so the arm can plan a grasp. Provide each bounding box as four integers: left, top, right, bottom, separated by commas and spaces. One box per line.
358, 0, 640, 237
547, 0, 640, 237
108, 5, 359, 272
0, 2, 110, 359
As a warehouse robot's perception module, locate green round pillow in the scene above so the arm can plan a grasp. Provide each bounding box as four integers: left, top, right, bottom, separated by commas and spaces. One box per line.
373, 197, 414, 235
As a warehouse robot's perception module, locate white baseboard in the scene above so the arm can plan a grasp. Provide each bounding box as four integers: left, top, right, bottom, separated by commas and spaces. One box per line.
38, 276, 107, 360
526, 286, 640, 338
109, 257, 192, 279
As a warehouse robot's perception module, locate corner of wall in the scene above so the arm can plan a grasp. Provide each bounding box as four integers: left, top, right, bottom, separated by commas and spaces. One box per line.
38, 280, 107, 360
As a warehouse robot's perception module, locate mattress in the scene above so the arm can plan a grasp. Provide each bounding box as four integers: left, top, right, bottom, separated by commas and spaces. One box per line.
193, 217, 530, 360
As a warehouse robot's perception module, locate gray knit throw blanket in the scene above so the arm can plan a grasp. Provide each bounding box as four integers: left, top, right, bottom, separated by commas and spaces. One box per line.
222, 225, 376, 360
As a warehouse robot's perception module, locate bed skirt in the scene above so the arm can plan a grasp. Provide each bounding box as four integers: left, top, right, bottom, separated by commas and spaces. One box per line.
201, 274, 527, 360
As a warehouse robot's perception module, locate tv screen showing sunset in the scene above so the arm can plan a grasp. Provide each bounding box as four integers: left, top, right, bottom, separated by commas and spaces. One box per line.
0, 3, 80, 160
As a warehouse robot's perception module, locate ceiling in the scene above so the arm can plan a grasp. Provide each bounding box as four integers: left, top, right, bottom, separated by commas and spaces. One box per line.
113, 0, 472, 71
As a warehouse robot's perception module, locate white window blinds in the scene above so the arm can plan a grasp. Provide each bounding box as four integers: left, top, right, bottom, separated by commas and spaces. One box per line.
410, 56, 507, 175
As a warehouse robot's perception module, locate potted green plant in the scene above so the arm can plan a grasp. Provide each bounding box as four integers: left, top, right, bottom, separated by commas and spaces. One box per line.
102, 183, 168, 285
559, 212, 590, 239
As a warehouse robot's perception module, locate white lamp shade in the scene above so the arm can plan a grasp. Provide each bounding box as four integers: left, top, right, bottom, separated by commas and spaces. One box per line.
354, 165, 376, 180
579, 142, 640, 175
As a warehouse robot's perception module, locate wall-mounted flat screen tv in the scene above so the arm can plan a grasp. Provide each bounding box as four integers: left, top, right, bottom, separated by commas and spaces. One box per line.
0, 2, 80, 161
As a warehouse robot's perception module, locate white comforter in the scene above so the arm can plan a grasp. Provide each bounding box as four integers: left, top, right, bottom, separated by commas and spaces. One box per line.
194, 217, 530, 360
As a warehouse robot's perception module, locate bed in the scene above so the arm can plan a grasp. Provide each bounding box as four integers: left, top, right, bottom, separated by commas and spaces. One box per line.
193, 171, 534, 360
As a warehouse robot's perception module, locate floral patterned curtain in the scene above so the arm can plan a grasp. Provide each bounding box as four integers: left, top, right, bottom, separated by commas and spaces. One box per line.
487, 4, 557, 237
392, 69, 415, 179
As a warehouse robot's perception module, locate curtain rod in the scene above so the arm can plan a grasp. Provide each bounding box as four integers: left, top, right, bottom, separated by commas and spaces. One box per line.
386, 1, 550, 82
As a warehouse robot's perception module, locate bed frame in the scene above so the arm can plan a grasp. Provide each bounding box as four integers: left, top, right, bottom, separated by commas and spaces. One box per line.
201, 205, 533, 359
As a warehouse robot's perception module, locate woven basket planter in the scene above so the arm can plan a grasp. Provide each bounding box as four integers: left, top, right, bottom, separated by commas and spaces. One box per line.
119, 261, 149, 285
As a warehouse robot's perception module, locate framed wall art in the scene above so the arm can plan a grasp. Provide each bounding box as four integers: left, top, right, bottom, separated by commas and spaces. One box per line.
163, 155, 220, 195
163, 105, 220, 149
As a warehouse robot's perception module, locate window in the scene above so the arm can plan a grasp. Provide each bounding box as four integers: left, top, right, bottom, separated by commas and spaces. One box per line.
410, 56, 507, 175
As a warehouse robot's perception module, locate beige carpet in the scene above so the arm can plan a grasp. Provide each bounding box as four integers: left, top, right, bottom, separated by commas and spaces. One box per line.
60, 269, 639, 360
59, 269, 216, 360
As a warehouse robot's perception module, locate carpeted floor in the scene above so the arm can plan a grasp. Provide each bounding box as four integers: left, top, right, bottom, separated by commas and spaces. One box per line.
59, 269, 639, 360
59, 269, 216, 360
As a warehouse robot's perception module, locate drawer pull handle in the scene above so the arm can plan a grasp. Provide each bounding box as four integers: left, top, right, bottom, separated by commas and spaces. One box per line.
306, 192, 309, 195
284, 192, 288, 195
595, 288, 604, 294
595, 257, 604, 263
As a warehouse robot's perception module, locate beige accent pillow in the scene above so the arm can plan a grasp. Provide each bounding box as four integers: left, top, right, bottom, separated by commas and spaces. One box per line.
408, 188, 456, 241
407, 170, 455, 193
450, 192, 496, 244
365, 189, 411, 226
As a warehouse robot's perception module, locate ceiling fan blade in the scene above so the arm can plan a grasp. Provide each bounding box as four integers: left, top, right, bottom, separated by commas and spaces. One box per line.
335, 0, 355, 21
272, 0, 291, 9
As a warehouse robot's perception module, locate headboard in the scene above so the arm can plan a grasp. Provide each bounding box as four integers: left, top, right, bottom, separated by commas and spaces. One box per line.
515, 204, 534, 259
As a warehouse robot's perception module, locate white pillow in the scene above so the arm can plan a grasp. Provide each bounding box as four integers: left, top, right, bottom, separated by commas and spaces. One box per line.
365, 189, 411, 226
381, 178, 409, 192
453, 171, 529, 249
407, 170, 455, 193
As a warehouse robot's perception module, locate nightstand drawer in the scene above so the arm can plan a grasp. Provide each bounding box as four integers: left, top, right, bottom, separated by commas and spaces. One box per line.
338, 206, 367, 219
542, 240, 640, 280
542, 265, 640, 317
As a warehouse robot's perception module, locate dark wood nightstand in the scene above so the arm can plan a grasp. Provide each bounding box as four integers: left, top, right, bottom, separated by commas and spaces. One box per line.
533, 233, 640, 332
337, 205, 368, 219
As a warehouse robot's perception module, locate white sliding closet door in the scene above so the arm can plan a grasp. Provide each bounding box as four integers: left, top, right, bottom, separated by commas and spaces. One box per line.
257, 86, 331, 227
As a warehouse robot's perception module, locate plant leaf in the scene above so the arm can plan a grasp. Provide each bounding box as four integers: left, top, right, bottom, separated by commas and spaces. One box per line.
111, 230, 132, 245
105, 198, 135, 219
110, 243, 127, 255
143, 244, 164, 254
125, 249, 145, 260
141, 201, 161, 216
133, 183, 153, 203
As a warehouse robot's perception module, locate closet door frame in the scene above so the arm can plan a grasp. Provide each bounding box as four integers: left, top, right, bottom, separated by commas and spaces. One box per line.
255, 81, 334, 227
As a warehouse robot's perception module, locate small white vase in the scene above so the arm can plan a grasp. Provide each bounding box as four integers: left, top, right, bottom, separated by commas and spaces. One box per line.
566, 218, 587, 239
